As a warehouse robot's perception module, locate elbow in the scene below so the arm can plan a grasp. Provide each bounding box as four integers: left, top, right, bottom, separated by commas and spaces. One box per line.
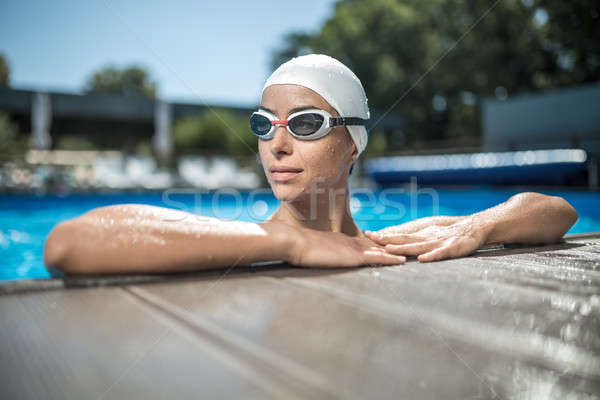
513, 192, 578, 242
527, 192, 578, 240
554, 196, 578, 233
44, 220, 79, 275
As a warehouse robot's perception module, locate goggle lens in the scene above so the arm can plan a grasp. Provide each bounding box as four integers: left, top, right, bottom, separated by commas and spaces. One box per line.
250, 110, 331, 138
289, 113, 325, 136
250, 113, 272, 136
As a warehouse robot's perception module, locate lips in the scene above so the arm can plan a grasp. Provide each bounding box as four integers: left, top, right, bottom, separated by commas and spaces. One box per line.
268, 165, 303, 182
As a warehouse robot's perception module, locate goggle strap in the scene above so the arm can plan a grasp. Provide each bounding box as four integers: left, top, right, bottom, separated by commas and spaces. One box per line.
329, 117, 368, 127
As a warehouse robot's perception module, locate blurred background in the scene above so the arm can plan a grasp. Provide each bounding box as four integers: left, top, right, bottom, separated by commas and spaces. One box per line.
0, 0, 599, 278
0, 0, 600, 192
1, 0, 599, 192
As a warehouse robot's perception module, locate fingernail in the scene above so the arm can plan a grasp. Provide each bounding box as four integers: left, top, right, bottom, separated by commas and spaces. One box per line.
364, 230, 372, 234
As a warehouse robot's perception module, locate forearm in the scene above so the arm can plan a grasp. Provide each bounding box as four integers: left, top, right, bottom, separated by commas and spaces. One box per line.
44, 204, 294, 275
475, 192, 578, 245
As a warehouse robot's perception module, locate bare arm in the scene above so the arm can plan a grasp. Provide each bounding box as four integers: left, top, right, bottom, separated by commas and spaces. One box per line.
44, 204, 404, 275
43, 204, 294, 275
481, 192, 578, 244
366, 192, 578, 262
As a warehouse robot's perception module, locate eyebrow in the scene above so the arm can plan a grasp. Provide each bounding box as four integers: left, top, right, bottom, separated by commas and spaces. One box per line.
258, 105, 318, 117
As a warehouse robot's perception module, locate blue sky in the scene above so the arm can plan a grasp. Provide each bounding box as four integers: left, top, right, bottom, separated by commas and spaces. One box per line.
0, 0, 337, 107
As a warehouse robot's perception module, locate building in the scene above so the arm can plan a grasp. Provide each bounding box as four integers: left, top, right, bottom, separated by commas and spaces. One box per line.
482, 83, 600, 155
0, 87, 404, 158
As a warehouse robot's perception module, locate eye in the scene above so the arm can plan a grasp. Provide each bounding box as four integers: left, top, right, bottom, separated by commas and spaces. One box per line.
250, 114, 272, 136
289, 113, 324, 135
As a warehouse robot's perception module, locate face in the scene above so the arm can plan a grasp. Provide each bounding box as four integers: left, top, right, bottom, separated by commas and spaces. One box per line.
258, 84, 357, 202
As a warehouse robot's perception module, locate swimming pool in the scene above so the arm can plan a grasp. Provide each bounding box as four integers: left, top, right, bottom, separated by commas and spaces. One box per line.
1, 188, 599, 281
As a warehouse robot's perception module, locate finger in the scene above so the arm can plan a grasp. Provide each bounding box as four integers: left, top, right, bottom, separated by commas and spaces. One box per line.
358, 237, 402, 252
363, 249, 406, 265
367, 245, 388, 252
385, 240, 442, 256
374, 219, 437, 235
356, 236, 387, 250
366, 225, 418, 236
419, 239, 480, 262
365, 231, 427, 245
417, 246, 453, 262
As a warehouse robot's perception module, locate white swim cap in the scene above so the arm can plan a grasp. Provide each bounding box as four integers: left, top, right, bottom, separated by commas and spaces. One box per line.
262, 54, 370, 156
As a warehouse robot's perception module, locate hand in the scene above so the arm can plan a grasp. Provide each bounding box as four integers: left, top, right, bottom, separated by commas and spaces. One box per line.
364, 215, 491, 262
288, 227, 406, 268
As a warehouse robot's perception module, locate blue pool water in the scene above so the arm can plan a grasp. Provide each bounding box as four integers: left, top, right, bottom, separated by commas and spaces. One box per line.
1, 188, 599, 281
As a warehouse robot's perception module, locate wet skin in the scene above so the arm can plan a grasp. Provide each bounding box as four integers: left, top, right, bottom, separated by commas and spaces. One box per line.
43, 85, 578, 274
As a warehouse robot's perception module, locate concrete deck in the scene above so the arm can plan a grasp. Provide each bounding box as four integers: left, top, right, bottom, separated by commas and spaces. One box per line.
1, 233, 599, 399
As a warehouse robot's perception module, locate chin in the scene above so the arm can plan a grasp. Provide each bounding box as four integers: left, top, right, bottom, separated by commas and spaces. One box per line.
270, 182, 306, 202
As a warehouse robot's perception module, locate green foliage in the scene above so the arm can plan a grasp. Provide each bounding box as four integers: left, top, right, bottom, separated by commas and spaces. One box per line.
272, 0, 600, 148
135, 140, 153, 157
0, 112, 27, 160
0, 112, 17, 152
173, 109, 257, 156
84, 65, 157, 98
0, 53, 9, 87
537, 0, 600, 83
364, 130, 389, 156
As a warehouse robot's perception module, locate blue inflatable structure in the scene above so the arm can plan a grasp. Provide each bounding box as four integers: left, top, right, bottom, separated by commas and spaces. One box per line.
364, 149, 587, 186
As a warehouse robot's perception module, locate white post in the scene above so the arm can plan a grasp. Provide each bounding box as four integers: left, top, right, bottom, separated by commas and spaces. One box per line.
153, 100, 173, 159
30, 92, 52, 149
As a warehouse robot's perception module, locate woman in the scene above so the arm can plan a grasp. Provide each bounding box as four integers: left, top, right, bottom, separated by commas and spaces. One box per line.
44, 54, 578, 275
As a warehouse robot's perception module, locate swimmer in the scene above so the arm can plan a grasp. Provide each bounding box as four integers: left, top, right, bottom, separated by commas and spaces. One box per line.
43, 54, 578, 275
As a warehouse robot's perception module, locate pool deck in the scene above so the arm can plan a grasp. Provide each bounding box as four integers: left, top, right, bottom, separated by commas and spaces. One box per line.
1, 233, 599, 399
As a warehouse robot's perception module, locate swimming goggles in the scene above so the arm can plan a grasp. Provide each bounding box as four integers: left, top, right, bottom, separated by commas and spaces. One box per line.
250, 108, 368, 140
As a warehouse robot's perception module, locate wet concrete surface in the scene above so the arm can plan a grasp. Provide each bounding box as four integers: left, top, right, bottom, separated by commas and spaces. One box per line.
1, 233, 599, 399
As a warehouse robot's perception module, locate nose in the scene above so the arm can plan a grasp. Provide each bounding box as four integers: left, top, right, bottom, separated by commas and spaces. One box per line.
269, 125, 293, 157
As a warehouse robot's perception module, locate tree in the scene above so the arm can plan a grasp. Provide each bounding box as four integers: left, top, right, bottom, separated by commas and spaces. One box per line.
0, 53, 9, 87
173, 109, 257, 156
0, 112, 17, 151
84, 65, 157, 97
536, 0, 600, 84
0, 112, 27, 160
271, 0, 599, 150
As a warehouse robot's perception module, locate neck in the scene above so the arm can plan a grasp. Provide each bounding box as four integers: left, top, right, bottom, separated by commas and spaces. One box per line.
269, 185, 363, 237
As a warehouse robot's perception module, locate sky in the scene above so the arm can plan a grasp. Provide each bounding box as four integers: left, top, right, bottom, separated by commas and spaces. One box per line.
0, 0, 337, 107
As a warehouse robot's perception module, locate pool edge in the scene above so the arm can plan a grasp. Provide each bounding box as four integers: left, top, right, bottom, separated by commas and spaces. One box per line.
2, 232, 599, 295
